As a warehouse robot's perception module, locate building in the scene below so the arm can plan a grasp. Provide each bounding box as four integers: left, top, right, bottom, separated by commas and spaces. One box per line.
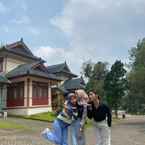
47, 62, 77, 82
0, 75, 9, 111
0, 39, 85, 115
47, 63, 85, 110
61, 77, 85, 92
0, 39, 61, 115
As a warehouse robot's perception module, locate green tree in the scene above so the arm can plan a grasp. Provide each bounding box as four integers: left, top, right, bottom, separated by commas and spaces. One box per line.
81, 60, 93, 78
127, 38, 145, 114
82, 61, 108, 97
104, 60, 127, 118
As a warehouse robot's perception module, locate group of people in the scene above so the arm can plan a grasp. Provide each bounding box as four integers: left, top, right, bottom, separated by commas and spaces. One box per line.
41, 90, 112, 145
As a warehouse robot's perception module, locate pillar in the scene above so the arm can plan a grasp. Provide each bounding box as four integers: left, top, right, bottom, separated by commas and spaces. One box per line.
48, 82, 52, 107
29, 79, 32, 107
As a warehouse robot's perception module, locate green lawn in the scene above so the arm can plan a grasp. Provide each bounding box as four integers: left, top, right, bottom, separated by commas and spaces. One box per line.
25, 112, 56, 122
11, 112, 57, 122
0, 120, 28, 129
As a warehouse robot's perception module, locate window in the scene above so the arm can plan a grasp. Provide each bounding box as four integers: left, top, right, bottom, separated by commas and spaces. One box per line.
32, 81, 48, 99
32, 81, 48, 105
0, 58, 3, 72
7, 82, 24, 107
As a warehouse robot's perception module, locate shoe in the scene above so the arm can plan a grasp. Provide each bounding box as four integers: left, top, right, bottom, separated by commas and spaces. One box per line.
41, 128, 50, 136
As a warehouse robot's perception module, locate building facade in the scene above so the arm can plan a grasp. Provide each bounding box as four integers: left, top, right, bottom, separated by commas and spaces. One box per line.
0, 39, 61, 115
0, 39, 85, 115
47, 63, 85, 111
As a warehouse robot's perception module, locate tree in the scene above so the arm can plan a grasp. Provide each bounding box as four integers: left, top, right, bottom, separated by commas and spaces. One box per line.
81, 60, 93, 79
82, 61, 108, 97
104, 60, 127, 118
127, 38, 145, 114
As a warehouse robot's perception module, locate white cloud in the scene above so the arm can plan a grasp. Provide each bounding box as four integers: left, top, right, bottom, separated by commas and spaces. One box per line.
34, 46, 86, 74
0, 2, 8, 14
34, 44, 124, 74
51, 0, 145, 67
35, 46, 66, 59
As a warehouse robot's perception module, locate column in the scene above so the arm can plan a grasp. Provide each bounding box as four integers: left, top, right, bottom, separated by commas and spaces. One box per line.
48, 82, 52, 107
24, 79, 27, 107
29, 79, 32, 107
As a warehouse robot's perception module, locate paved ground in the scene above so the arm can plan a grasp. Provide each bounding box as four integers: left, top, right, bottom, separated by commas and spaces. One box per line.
111, 116, 145, 145
0, 116, 145, 145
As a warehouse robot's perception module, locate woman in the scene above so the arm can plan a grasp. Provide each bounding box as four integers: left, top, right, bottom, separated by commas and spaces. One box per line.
41, 93, 78, 145
87, 92, 112, 145
70, 89, 88, 145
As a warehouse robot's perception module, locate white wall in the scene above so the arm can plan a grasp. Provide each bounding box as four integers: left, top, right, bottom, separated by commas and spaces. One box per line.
4, 57, 25, 73
6, 107, 52, 116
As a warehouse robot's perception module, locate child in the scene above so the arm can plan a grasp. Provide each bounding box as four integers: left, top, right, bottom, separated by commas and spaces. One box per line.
41, 93, 78, 145
70, 89, 89, 145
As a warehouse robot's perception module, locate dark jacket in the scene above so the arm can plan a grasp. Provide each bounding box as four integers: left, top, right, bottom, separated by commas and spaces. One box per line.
87, 102, 112, 127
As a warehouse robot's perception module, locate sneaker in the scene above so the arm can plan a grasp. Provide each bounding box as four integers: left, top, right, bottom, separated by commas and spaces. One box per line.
41, 128, 50, 136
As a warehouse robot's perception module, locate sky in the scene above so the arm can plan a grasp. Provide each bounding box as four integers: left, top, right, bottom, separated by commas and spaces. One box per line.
0, 0, 145, 75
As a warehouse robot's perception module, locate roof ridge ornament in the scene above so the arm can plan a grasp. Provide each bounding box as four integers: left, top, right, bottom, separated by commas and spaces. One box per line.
20, 37, 23, 42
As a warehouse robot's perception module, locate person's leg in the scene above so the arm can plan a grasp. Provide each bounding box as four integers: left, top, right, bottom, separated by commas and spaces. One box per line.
42, 119, 62, 145
78, 130, 86, 145
95, 127, 101, 145
70, 120, 79, 145
77, 119, 86, 145
62, 126, 69, 145
99, 126, 111, 145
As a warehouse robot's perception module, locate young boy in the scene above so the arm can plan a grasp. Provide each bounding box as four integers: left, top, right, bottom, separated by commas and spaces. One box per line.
41, 93, 78, 145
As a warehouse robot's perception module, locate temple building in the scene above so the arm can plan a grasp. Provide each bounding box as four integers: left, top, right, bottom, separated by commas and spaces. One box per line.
0, 39, 85, 115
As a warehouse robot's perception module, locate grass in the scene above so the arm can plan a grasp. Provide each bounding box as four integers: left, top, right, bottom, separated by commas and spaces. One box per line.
10, 112, 57, 122
25, 112, 57, 122
85, 119, 93, 128
0, 119, 28, 129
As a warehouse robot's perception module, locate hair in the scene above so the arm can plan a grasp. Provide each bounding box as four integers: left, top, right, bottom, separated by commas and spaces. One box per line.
90, 94, 101, 108
67, 93, 76, 100
96, 95, 101, 101
75, 89, 89, 102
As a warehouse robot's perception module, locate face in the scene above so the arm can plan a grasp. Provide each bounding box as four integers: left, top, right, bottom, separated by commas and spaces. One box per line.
95, 96, 100, 105
89, 92, 95, 101
70, 95, 77, 105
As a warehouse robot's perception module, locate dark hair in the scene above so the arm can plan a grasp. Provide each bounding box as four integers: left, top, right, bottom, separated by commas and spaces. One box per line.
97, 95, 101, 100
96, 95, 101, 104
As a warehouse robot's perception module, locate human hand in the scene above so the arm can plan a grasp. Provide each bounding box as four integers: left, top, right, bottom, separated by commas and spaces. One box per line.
80, 127, 83, 132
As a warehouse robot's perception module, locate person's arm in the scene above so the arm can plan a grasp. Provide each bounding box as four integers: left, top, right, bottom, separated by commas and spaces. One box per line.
87, 103, 93, 119
106, 106, 112, 127
80, 105, 87, 131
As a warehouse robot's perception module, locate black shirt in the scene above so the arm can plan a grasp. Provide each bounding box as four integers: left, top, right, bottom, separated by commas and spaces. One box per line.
87, 102, 112, 127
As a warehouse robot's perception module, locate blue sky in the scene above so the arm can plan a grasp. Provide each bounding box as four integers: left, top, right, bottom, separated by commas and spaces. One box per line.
0, 0, 145, 74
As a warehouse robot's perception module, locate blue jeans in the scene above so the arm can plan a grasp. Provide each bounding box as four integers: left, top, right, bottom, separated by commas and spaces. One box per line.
70, 119, 86, 145
42, 119, 69, 145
